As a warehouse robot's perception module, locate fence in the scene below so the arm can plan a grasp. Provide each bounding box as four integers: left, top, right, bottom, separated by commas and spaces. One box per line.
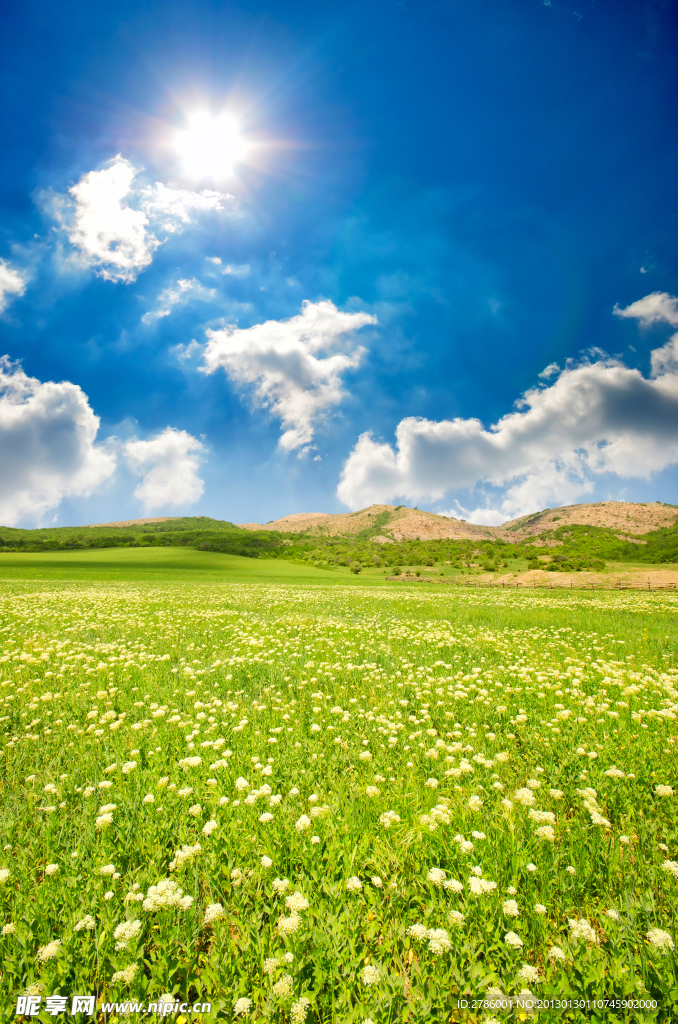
386, 575, 678, 592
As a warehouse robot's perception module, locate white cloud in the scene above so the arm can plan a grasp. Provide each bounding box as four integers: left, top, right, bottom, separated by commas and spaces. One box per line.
444, 505, 509, 527
616, 290, 678, 379
123, 427, 205, 512
139, 181, 230, 233
650, 336, 678, 378
614, 291, 678, 327
538, 362, 560, 379
0, 259, 27, 312
338, 297, 678, 518
170, 340, 202, 362
48, 156, 231, 284
469, 509, 509, 526
64, 157, 156, 283
201, 299, 376, 451
222, 263, 250, 277
0, 357, 115, 525
141, 278, 217, 324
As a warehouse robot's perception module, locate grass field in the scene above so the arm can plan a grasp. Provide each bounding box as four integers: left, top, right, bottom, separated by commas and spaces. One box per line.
0, 549, 388, 585
0, 562, 677, 1022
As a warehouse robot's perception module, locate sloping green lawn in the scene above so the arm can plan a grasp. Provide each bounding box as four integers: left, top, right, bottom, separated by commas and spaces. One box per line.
0, 547, 389, 584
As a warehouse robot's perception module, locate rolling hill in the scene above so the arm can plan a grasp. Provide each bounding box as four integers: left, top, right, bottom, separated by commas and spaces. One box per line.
238, 500, 677, 542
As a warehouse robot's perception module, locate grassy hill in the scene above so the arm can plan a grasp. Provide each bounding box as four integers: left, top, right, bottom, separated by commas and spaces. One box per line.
0, 546, 390, 584
1, 501, 677, 580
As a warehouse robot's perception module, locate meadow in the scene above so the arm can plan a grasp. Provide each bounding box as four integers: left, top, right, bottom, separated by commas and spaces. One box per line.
0, 569, 677, 1023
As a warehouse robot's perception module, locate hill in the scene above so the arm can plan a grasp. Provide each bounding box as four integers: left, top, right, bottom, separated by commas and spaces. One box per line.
239, 504, 497, 540
239, 500, 677, 542
502, 500, 677, 537
1, 501, 677, 578
81, 516, 181, 528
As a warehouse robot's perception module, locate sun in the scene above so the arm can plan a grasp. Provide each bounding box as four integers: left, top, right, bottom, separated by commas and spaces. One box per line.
173, 111, 249, 180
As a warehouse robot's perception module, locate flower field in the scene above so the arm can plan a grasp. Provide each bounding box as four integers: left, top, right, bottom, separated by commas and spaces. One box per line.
0, 581, 677, 1022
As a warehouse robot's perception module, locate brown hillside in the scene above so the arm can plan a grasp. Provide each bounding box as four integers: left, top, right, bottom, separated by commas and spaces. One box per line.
502, 501, 677, 537
239, 500, 677, 542
238, 504, 496, 540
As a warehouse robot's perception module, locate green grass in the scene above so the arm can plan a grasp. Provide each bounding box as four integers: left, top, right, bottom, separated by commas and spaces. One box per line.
0, 548, 389, 585
0, 581, 677, 1021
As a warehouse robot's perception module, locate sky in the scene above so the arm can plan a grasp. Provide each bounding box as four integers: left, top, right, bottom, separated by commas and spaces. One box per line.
2, 0, 678, 528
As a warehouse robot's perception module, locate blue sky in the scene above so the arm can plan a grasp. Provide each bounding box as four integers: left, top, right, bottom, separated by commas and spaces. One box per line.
2, 0, 678, 527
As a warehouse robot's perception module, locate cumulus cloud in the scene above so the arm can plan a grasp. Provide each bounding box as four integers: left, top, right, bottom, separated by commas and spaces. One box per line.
442, 505, 509, 527
0, 259, 27, 312
201, 299, 376, 451
47, 156, 231, 283
123, 427, 205, 512
0, 357, 115, 525
615, 291, 678, 327
338, 293, 678, 519
615, 291, 678, 380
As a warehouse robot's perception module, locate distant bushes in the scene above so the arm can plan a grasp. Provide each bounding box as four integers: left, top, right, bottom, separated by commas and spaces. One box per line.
2, 510, 677, 569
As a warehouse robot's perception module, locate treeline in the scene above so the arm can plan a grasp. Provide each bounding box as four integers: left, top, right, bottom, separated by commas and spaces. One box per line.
0, 518, 279, 557
2, 513, 677, 570
545, 522, 678, 566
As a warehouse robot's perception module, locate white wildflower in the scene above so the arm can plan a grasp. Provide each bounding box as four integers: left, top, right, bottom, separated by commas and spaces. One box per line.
263, 957, 279, 975
74, 915, 96, 932
379, 810, 401, 828
113, 919, 142, 950
427, 927, 452, 954
290, 998, 310, 1024
277, 913, 302, 936
285, 892, 309, 913
647, 928, 674, 952
37, 939, 62, 962
204, 903, 225, 924
272, 974, 294, 1000
568, 918, 598, 944
111, 964, 138, 984
361, 964, 380, 985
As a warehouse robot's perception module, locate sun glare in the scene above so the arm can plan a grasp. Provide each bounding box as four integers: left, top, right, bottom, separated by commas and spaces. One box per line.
173, 111, 249, 180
